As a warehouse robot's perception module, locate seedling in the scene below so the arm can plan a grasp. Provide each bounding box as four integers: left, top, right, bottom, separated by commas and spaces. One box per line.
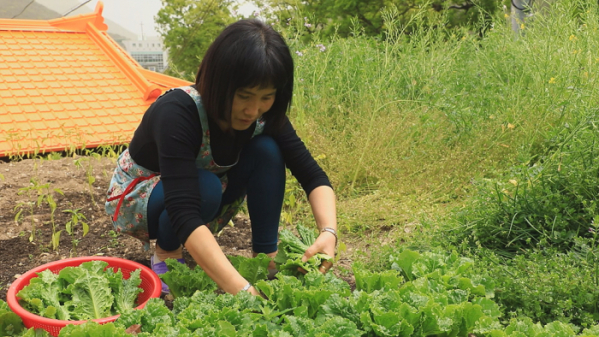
108, 230, 120, 248
15, 178, 42, 242
46, 152, 63, 161
36, 183, 64, 251
63, 207, 90, 256
13, 202, 32, 241
16, 179, 65, 249
74, 156, 99, 207
100, 230, 120, 250
5, 130, 26, 161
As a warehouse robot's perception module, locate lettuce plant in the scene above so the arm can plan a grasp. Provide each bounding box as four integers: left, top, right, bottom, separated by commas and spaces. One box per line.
0, 299, 25, 336
160, 253, 273, 298
16, 261, 143, 321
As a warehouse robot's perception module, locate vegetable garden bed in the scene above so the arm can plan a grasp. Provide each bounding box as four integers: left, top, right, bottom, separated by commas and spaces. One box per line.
5, 249, 599, 336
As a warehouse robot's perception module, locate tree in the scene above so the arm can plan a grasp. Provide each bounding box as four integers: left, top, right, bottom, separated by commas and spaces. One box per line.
257, 0, 501, 39
155, 0, 237, 80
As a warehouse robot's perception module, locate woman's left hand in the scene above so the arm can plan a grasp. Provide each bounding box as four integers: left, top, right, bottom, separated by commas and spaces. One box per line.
301, 230, 336, 274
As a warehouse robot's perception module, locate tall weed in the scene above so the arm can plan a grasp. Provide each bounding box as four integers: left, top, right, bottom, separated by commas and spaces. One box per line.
447, 115, 599, 253
438, 0, 599, 252
283, 0, 599, 231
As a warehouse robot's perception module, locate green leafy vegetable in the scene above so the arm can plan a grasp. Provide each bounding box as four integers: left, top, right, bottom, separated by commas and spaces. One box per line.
228, 253, 272, 285
57, 322, 130, 337
159, 259, 218, 298
17, 270, 70, 320
31, 249, 599, 337
17, 261, 143, 321
0, 299, 25, 337
160, 255, 275, 299
106, 269, 144, 313
66, 272, 114, 320
353, 264, 403, 293
275, 223, 332, 275
19, 328, 50, 337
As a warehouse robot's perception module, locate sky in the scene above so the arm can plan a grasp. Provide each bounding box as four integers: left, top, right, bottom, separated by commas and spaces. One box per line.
83, 0, 163, 38
61, 0, 258, 40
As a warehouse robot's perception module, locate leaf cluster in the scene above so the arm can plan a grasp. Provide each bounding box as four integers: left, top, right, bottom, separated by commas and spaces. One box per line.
16, 261, 143, 321
158, 259, 217, 299
0, 299, 25, 336
155, 0, 237, 80
228, 253, 272, 285
260, 0, 500, 41
160, 253, 272, 298
474, 245, 599, 328
274, 223, 332, 276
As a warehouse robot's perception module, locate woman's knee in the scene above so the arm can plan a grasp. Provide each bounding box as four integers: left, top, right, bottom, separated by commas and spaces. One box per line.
248, 135, 284, 166
197, 169, 222, 219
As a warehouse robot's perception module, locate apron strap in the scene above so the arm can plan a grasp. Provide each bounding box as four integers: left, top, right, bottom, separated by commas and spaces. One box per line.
107, 174, 158, 222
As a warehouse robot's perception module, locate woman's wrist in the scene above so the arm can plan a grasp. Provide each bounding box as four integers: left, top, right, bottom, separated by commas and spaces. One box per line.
319, 227, 338, 245
241, 282, 252, 292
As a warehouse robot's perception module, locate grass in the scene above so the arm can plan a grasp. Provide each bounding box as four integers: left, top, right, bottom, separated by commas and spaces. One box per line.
7, 0, 593, 254
277, 0, 599, 327
1, 0, 595, 248
278, 0, 599, 239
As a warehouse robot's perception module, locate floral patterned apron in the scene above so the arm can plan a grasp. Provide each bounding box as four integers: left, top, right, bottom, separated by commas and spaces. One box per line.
105, 86, 265, 250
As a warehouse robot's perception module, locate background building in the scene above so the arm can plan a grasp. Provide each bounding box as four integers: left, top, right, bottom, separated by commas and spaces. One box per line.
122, 38, 168, 73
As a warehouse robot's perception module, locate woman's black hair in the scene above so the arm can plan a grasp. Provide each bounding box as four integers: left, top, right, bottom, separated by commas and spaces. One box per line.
196, 19, 294, 132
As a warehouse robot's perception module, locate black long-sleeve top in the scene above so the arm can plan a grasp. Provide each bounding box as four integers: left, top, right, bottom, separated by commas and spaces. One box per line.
128, 89, 331, 243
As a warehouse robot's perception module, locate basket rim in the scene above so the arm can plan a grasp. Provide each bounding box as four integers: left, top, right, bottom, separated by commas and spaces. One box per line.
6, 256, 161, 326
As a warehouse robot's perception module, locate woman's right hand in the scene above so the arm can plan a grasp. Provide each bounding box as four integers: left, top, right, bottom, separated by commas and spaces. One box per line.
184, 225, 262, 296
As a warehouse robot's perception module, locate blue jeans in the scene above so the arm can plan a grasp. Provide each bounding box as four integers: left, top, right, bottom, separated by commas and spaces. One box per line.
147, 135, 285, 254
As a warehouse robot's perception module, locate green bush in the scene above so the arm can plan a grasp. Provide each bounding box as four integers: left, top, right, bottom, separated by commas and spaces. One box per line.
446, 116, 599, 254
473, 245, 599, 328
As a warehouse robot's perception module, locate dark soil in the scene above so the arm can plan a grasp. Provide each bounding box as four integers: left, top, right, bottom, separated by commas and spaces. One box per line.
0, 155, 354, 303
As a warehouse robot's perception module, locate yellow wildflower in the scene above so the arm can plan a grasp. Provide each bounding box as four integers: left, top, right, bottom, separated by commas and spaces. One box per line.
548, 77, 556, 84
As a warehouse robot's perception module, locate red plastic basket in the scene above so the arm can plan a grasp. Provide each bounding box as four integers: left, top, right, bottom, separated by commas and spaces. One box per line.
6, 256, 162, 336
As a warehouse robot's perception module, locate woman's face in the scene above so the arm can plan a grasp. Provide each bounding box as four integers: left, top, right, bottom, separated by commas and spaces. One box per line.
230, 86, 277, 130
